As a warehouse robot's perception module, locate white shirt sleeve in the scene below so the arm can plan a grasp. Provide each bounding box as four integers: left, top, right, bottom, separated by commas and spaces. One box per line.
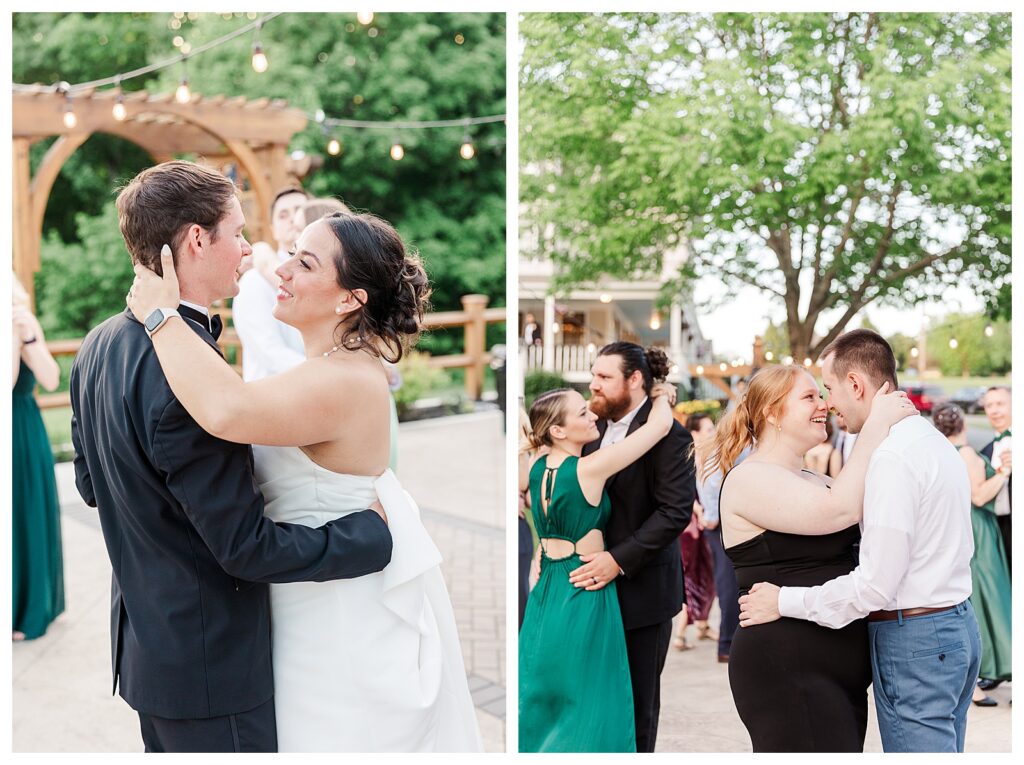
777, 451, 916, 629
232, 273, 305, 377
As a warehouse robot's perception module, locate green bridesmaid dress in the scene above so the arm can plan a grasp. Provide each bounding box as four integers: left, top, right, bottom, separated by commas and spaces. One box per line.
961, 447, 1011, 681
518, 455, 635, 752
12, 360, 65, 639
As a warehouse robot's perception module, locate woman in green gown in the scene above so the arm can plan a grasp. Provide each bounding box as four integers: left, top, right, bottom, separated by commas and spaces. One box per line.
518, 386, 674, 752
933, 404, 1011, 702
12, 276, 64, 641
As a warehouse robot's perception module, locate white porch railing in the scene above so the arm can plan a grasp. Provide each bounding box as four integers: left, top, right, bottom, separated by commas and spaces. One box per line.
522, 343, 689, 385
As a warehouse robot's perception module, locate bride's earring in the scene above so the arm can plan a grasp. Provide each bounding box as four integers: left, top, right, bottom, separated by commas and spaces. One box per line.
335, 306, 342, 315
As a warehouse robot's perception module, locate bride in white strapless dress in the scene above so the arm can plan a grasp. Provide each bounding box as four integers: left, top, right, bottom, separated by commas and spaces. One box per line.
255, 445, 481, 751
127, 209, 483, 751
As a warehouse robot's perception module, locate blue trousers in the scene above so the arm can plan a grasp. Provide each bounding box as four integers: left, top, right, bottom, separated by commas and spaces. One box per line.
869, 600, 981, 752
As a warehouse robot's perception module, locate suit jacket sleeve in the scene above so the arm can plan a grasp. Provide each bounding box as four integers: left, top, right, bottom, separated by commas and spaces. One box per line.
151, 395, 393, 583
609, 423, 695, 576
70, 403, 96, 508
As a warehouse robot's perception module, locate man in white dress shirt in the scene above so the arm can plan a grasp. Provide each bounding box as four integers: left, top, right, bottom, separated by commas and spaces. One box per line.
738, 329, 981, 753
232, 186, 308, 380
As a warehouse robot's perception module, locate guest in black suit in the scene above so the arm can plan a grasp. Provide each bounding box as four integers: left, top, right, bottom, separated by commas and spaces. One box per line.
70, 160, 393, 753
980, 386, 1012, 575
574, 342, 693, 752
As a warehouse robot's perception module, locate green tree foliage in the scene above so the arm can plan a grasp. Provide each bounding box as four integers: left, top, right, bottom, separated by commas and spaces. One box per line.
14, 12, 506, 346
761, 320, 791, 358
887, 332, 918, 371
521, 13, 1011, 361
34, 202, 136, 339
926, 313, 1011, 377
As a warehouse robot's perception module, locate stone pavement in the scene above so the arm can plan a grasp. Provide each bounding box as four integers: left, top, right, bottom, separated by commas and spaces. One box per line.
12, 411, 506, 753
656, 602, 1012, 752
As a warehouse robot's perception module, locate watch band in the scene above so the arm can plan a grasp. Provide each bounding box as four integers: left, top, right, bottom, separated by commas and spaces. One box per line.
145, 308, 181, 337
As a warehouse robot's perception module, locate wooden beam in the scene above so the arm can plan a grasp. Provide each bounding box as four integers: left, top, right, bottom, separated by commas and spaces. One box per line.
30, 132, 91, 237
13, 91, 306, 145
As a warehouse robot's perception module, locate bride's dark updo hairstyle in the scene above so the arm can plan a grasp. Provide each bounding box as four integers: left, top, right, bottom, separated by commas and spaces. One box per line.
322, 211, 431, 363
596, 341, 671, 394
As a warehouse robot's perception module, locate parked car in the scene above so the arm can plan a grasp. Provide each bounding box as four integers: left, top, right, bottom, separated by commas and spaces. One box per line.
899, 383, 948, 415
948, 386, 988, 414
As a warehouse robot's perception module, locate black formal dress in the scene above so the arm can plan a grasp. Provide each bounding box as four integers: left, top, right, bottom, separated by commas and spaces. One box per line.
726, 524, 870, 752
70, 307, 393, 752
582, 400, 693, 752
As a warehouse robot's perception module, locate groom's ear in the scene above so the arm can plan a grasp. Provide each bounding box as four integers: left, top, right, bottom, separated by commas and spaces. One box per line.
181, 223, 206, 259
848, 371, 869, 401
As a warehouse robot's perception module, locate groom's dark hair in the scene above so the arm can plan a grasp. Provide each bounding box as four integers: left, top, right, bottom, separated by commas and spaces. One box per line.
116, 160, 236, 275
596, 341, 671, 395
820, 329, 898, 390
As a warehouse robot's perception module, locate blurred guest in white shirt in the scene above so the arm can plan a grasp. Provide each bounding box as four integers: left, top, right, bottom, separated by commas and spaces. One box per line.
232, 186, 309, 380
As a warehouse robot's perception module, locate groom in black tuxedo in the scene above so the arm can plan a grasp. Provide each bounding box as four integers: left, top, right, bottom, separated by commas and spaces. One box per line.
70, 160, 393, 752
576, 341, 694, 752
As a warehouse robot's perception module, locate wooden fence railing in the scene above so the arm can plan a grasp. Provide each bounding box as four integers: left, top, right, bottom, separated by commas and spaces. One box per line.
35, 294, 505, 409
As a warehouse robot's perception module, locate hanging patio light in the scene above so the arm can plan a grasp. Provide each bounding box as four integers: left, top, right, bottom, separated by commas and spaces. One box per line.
175, 57, 191, 104
390, 142, 405, 161
251, 22, 268, 72
357, 11, 374, 25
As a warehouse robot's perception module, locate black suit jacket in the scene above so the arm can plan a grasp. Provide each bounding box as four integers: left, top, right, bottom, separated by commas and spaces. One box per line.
70, 309, 393, 720
583, 399, 694, 630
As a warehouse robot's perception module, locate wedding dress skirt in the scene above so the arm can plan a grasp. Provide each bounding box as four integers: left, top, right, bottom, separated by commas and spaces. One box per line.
254, 445, 482, 752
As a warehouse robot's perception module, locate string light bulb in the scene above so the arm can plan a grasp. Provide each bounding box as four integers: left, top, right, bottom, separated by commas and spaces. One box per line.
985, 324, 994, 337
357, 11, 374, 25
696, 365, 704, 375
390, 142, 405, 161
251, 42, 268, 73
175, 57, 191, 104
949, 338, 959, 349
910, 347, 919, 358
112, 93, 127, 121
62, 99, 78, 129
460, 140, 475, 160
175, 79, 191, 103
251, 22, 268, 72
599, 293, 612, 304
765, 351, 774, 361
649, 311, 661, 330
327, 138, 341, 156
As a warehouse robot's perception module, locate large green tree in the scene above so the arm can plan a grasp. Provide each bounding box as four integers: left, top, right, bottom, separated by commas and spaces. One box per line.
14, 12, 506, 348
521, 13, 1011, 361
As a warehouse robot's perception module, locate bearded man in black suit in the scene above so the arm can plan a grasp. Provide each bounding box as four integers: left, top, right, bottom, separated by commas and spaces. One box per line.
574, 341, 694, 752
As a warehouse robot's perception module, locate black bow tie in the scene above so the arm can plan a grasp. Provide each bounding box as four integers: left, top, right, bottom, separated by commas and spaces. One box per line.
177, 305, 223, 340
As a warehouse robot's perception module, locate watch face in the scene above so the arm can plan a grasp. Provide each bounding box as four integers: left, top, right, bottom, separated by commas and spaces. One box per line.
144, 309, 165, 332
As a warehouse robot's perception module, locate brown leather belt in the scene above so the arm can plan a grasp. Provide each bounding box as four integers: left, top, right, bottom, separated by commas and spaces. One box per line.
867, 604, 957, 622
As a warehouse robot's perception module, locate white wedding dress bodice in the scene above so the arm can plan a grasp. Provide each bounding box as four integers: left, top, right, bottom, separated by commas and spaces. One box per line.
253, 445, 482, 752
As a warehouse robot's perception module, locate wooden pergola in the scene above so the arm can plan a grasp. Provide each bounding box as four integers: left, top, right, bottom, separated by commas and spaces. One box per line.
13, 84, 309, 302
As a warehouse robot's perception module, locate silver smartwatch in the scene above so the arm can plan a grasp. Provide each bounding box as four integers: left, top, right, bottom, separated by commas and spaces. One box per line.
143, 308, 181, 337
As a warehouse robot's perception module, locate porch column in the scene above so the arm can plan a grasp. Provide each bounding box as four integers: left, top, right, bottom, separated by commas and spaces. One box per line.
542, 294, 556, 372
669, 300, 683, 373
